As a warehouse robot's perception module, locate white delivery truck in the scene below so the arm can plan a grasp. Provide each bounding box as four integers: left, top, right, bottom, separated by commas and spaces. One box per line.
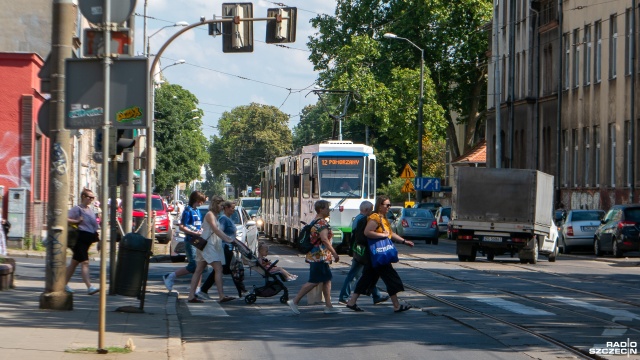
451, 167, 558, 264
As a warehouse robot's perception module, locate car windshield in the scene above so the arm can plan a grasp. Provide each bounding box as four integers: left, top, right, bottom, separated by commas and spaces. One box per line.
230, 210, 242, 225
241, 199, 261, 210
624, 208, 640, 222
133, 197, 164, 211
571, 211, 604, 221
403, 209, 432, 218
440, 208, 451, 217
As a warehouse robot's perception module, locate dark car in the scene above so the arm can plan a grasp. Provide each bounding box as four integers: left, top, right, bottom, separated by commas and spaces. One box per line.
594, 204, 640, 257
390, 207, 439, 245
559, 209, 605, 253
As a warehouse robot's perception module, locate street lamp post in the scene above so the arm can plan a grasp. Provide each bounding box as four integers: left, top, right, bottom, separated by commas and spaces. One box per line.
383, 33, 425, 202
145, 22, 188, 57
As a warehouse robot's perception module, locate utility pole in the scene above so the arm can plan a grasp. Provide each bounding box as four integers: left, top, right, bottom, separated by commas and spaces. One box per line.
40, 0, 75, 311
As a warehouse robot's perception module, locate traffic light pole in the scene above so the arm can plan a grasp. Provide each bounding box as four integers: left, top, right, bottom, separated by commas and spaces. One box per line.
145, 16, 287, 236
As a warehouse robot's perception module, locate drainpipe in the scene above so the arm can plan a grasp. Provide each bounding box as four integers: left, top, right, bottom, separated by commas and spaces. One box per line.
508, 0, 516, 168
630, 0, 636, 203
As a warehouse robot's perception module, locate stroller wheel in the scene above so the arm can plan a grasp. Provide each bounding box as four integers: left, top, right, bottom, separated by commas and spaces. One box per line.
279, 294, 289, 304
245, 294, 257, 304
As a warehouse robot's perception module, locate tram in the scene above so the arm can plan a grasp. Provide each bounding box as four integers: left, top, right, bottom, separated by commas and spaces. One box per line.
260, 140, 376, 251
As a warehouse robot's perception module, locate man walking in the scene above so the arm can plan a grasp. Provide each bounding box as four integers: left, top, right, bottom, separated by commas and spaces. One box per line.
338, 200, 389, 305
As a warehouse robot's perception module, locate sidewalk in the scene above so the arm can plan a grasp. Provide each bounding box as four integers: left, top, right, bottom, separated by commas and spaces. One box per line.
1, 251, 182, 360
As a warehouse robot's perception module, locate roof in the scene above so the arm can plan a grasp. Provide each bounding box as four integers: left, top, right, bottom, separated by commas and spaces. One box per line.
452, 139, 486, 165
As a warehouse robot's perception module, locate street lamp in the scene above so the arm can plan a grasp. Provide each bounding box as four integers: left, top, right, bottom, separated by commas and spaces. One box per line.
145, 21, 188, 57
383, 32, 425, 202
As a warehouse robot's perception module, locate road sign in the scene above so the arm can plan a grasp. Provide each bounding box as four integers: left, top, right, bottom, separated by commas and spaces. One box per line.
400, 164, 415, 179
414, 177, 441, 191
401, 179, 415, 193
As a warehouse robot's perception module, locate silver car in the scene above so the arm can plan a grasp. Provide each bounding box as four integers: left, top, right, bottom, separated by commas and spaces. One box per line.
559, 209, 605, 254
434, 206, 451, 235
198, 204, 259, 255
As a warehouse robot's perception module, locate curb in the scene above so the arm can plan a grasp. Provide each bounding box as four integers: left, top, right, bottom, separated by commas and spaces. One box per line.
166, 292, 183, 359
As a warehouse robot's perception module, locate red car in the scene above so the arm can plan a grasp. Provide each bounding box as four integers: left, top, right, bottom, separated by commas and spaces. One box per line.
118, 194, 172, 244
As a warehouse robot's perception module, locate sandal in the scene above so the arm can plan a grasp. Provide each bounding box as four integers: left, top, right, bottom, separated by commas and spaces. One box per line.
394, 304, 412, 313
219, 296, 235, 303
346, 303, 364, 312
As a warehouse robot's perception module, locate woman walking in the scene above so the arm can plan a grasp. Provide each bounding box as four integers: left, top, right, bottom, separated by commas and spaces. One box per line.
65, 188, 100, 295
187, 196, 236, 303
345, 195, 414, 313
287, 200, 341, 315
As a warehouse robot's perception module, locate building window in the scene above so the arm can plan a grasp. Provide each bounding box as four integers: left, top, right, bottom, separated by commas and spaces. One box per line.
626, 9, 633, 75
573, 29, 580, 88
594, 125, 601, 186
610, 14, 618, 79
584, 25, 591, 85
595, 20, 602, 82
584, 127, 590, 187
609, 123, 616, 187
564, 33, 570, 89
563, 129, 569, 187
625, 120, 631, 187
573, 129, 579, 187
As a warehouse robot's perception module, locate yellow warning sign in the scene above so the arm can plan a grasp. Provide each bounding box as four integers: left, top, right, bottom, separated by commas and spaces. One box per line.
401, 179, 415, 193
400, 164, 415, 179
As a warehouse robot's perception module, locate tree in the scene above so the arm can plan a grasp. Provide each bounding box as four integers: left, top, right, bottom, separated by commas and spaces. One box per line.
153, 84, 209, 194
209, 103, 292, 193
308, 0, 492, 160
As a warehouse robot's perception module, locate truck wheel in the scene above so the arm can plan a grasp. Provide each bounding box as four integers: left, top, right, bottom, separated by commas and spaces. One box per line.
530, 240, 538, 264
458, 254, 468, 262
468, 251, 477, 262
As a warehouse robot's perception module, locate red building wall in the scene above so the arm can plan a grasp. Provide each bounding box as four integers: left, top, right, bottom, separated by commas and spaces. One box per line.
0, 52, 49, 240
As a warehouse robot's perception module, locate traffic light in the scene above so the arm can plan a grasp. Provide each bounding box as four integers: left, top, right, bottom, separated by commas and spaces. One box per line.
265, 7, 297, 43
95, 128, 104, 152
222, 3, 254, 53
113, 129, 136, 155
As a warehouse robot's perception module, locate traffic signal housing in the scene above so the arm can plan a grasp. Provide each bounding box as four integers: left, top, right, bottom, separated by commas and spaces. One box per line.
114, 129, 136, 155
222, 3, 254, 53
266, 7, 297, 43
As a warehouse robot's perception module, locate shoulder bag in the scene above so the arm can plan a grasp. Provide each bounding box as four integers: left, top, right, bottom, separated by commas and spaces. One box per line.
367, 215, 399, 267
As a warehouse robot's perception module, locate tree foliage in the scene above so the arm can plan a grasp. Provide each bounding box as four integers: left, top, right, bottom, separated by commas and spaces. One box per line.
308, 0, 492, 160
153, 84, 209, 194
209, 103, 292, 195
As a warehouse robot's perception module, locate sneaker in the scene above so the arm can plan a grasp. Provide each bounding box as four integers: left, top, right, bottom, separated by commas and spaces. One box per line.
64, 285, 74, 293
196, 291, 212, 300
324, 306, 342, 314
187, 298, 204, 303
87, 286, 100, 295
287, 300, 300, 315
373, 295, 390, 305
163, 273, 174, 291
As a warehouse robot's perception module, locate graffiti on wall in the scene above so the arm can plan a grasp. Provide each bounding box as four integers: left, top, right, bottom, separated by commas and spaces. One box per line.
0, 131, 32, 187
51, 142, 68, 176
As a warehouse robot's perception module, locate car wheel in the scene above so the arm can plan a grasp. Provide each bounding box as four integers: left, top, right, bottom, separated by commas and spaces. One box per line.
487, 252, 495, 261
548, 243, 558, 262
425, 238, 431, 245
431, 238, 439, 245
561, 237, 571, 254
458, 254, 468, 262
468, 251, 477, 262
594, 238, 602, 257
612, 239, 624, 258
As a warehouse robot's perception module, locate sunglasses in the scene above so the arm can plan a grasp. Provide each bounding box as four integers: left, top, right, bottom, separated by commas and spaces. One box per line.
382, 204, 392, 207
84, 195, 95, 200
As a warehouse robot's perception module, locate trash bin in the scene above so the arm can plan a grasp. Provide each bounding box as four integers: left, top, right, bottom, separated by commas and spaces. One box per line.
115, 233, 152, 297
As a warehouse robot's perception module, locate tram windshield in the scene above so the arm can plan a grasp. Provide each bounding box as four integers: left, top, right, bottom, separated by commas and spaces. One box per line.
318, 156, 364, 198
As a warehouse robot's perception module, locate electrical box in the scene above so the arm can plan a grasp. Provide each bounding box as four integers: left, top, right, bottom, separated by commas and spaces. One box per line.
7, 188, 29, 239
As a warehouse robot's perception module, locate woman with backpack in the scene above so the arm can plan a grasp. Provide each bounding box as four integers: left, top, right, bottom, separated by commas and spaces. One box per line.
345, 195, 414, 313
287, 200, 341, 315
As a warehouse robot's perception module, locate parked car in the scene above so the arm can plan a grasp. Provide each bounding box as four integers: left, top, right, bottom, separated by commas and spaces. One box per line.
118, 194, 172, 244
390, 207, 439, 245
386, 206, 403, 222
447, 220, 457, 240
559, 209, 605, 254
594, 204, 640, 257
434, 206, 451, 235
170, 219, 186, 262
255, 207, 265, 233
238, 197, 261, 218
198, 204, 259, 254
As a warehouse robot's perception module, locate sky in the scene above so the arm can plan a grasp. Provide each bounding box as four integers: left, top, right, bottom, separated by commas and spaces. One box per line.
133, 0, 337, 139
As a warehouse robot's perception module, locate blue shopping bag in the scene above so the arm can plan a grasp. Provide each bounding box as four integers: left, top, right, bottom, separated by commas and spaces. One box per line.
368, 237, 399, 267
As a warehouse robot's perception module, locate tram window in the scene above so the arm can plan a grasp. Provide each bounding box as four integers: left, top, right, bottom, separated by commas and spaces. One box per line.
369, 159, 375, 199
303, 158, 311, 174
302, 174, 310, 198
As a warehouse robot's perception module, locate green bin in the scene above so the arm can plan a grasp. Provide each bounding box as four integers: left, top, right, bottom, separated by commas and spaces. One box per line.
115, 233, 152, 297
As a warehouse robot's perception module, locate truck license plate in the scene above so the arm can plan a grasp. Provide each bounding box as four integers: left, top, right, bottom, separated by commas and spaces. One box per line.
483, 236, 502, 242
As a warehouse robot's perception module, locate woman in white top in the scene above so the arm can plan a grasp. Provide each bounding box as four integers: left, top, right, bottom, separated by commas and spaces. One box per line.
187, 196, 235, 303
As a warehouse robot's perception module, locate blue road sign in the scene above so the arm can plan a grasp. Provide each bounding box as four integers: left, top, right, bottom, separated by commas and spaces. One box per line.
414, 177, 441, 191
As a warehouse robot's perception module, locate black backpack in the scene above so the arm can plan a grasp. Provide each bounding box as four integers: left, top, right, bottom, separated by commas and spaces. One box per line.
351, 216, 370, 265
297, 219, 320, 253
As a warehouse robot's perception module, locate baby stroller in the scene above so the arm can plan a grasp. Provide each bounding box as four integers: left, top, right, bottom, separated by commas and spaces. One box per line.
233, 239, 289, 304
